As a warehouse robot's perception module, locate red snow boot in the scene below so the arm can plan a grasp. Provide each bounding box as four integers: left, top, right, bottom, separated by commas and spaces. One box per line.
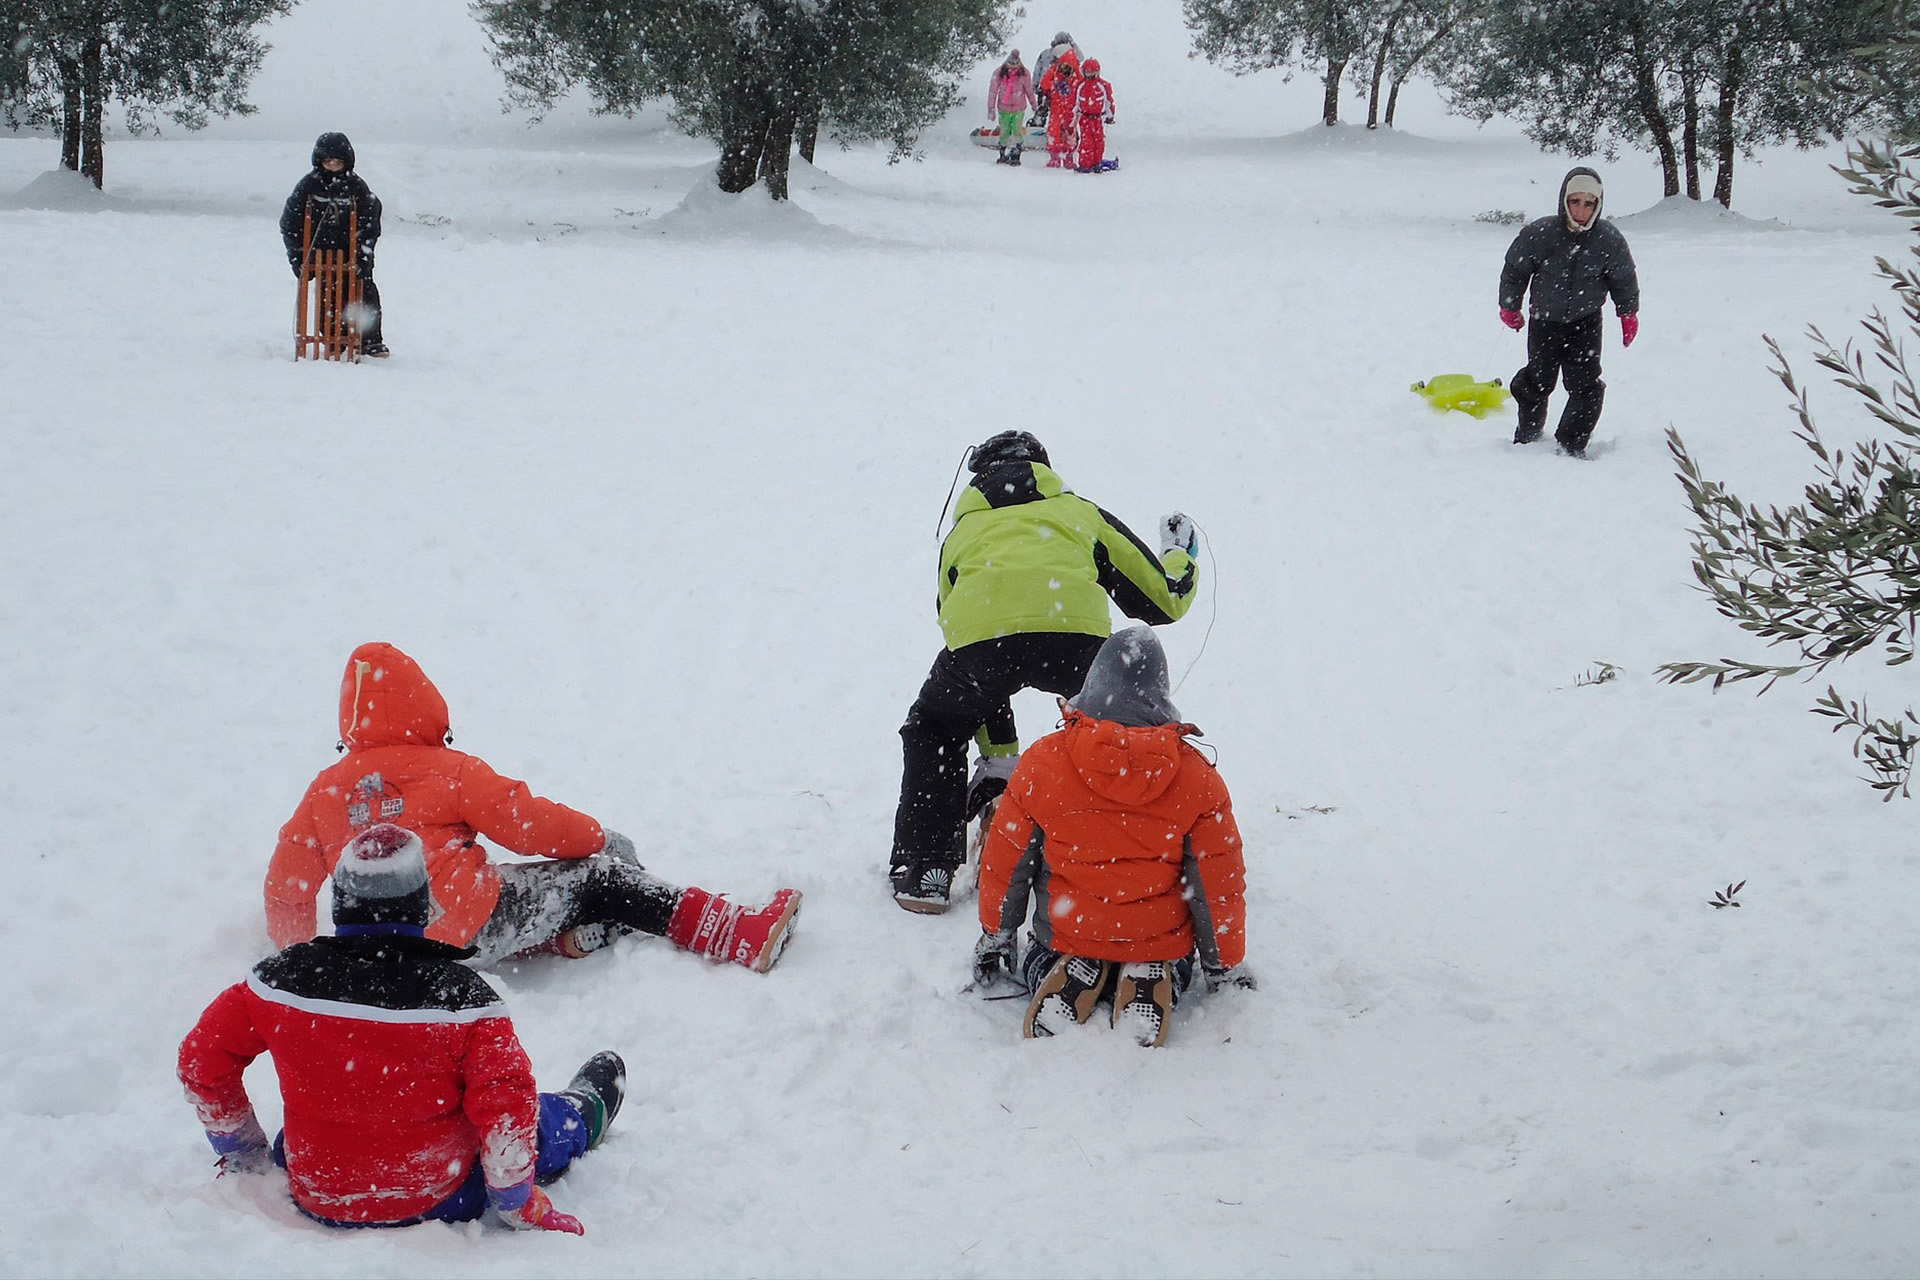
667, 887, 801, 973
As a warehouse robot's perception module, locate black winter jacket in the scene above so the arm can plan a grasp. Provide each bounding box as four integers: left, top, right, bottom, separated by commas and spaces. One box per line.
279, 170, 382, 272
1499, 167, 1638, 324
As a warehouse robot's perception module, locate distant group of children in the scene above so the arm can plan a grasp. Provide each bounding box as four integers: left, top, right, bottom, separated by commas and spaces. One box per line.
985, 32, 1116, 172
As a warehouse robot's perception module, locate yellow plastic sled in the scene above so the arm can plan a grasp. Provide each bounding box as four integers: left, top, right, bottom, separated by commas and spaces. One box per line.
1411, 374, 1512, 418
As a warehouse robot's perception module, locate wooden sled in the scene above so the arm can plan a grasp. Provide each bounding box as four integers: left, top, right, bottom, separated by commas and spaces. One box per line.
295, 205, 363, 362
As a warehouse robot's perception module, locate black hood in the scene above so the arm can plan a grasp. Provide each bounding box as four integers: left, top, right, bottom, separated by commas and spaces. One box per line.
311, 132, 355, 172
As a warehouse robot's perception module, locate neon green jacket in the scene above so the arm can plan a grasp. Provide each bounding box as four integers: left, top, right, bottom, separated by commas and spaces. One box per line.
937, 462, 1198, 651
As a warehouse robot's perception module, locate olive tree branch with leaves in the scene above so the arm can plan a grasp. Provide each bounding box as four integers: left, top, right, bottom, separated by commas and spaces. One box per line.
1660, 140, 1920, 799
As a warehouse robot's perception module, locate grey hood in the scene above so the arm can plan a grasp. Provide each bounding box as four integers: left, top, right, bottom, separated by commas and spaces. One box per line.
1067, 627, 1184, 727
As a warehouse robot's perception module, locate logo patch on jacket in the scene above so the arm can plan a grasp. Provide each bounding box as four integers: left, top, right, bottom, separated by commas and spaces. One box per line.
346, 772, 405, 827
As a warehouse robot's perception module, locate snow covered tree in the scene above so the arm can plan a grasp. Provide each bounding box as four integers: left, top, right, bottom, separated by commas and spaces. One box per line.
0, 0, 292, 190
1663, 144, 1920, 798
1439, 0, 1879, 207
1184, 0, 1383, 127
473, 0, 1014, 201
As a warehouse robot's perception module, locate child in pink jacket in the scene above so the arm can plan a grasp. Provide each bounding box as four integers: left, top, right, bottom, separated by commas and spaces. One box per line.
988, 51, 1036, 166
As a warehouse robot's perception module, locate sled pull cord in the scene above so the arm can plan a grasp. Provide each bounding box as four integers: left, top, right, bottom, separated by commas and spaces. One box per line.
934, 444, 975, 539
1172, 522, 1219, 696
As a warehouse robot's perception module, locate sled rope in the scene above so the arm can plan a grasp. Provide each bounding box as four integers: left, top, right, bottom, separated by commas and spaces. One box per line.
934, 444, 974, 539
1172, 522, 1218, 696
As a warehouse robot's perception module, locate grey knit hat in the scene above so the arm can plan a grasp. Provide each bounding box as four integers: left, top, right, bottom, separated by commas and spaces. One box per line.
331, 823, 432, 928
1067, 628, 1184, 727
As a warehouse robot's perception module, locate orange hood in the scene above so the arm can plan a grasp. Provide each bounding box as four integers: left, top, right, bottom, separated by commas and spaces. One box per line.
1059, 710, 1191, 807
337, 642, 450, 750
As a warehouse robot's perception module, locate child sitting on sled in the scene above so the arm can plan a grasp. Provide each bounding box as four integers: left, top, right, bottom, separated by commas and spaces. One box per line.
969, 628, 1255, 1047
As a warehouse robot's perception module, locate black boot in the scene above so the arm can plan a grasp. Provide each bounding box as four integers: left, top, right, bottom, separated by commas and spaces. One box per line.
557, 1051, 626, 1153
890, 856, 957, 914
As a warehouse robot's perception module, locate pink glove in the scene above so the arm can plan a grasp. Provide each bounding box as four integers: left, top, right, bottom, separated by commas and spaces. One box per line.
1499, 308, 1524, 331
492, 1178, 584, 1235
1620, 313, 1638, 347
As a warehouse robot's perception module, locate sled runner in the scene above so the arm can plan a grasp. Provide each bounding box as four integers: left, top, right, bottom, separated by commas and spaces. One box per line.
947, 796, 998, 905
1412, 374, 1511, 418
295, 204, 363, 362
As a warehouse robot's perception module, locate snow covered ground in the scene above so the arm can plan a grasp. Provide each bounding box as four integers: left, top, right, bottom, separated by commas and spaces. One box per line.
4, 2, 1920, 1276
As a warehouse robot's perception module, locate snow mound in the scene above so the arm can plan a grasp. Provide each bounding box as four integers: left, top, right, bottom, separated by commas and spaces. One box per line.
1615, 193, 1789, 231
651, 168, 853, 242
0, 167, 132, 212
1266, 121, 1462, 153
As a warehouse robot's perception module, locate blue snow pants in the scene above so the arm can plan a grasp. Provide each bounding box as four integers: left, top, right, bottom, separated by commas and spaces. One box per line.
276, 1091, 592, 1228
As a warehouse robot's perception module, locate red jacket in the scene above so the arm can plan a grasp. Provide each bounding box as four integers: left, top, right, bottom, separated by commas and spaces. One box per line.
178, 934, 538, 1224
978, 711, 1246, 965
264, 642, 607, 948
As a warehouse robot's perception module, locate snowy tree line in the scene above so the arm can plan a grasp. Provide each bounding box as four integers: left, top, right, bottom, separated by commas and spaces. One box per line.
1186, 0, 1916, 207
0, 0, 289, 188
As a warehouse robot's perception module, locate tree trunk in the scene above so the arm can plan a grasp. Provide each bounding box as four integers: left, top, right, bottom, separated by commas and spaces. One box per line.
797, 99, 820, 165
58, 58, 81, 172
1321, 56, 1347, 125
1625, 16, 1679, 197
1366, 7, 1404, 130
1383, 18, 1460, 130
759, 104, 796, 201
1713, 42, 1742, 208
1681, 58, 1701, 199
80, 32, 105, 189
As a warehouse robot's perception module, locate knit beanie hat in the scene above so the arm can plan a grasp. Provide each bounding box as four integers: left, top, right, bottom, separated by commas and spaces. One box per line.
1067, 627, 1184, 727
331, 823, 432, 929
969, 430, 1049, 473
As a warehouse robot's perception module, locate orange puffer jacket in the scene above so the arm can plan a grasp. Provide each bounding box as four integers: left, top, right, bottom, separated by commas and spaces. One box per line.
263, 642, 606, 950
978, 710, 1246, 966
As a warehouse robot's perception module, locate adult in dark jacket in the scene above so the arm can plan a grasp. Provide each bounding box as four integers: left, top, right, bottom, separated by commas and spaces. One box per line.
1497, 166, 1639, 456
889, 430, 1199, 914
279, 132, 388, 357
180, 824, 626, 1233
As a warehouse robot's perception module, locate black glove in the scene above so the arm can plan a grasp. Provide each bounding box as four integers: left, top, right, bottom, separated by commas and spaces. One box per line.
600, 830, 641, 866
288, 255, 304, 277
1204, 964, 1258, 994
972, 929, 1019, 990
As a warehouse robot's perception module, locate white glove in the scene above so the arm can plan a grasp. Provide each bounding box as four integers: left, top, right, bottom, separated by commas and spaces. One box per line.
600, 830, 641, 865
1160, 512, 1197, 557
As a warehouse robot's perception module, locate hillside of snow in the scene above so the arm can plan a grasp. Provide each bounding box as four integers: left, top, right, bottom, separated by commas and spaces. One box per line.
4, 2, 1919, 1277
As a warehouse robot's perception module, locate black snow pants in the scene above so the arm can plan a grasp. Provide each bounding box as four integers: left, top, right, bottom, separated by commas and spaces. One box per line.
891, 632, 1106, 873
1511, 311, 1604, 453
467, 855, 682, 966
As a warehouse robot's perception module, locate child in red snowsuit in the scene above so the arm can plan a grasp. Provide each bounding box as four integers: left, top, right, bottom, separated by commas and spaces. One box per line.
1039, 49, 1081, 168
1074, 59, 1115, 172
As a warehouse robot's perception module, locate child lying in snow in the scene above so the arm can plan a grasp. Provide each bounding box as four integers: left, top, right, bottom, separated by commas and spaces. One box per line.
262, 641, 799, 971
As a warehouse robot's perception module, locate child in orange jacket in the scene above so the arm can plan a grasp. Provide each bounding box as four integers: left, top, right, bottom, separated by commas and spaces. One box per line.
263, 641, 800, 971
1038, 49, 1081, 168
971, 628, 1254, 1046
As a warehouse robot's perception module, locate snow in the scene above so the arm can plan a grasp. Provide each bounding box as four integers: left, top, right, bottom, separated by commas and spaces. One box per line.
4, 0, 1920, 1276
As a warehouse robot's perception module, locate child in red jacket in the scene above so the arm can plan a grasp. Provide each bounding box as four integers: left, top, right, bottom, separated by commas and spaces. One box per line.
1073, 58, 1115, 173
971, 628, 1255, 1046
183, 825, 625, 1231
263, 641, 800, 971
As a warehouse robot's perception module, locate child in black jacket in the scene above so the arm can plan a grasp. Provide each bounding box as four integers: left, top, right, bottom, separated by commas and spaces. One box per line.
279, 131, 388, 356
